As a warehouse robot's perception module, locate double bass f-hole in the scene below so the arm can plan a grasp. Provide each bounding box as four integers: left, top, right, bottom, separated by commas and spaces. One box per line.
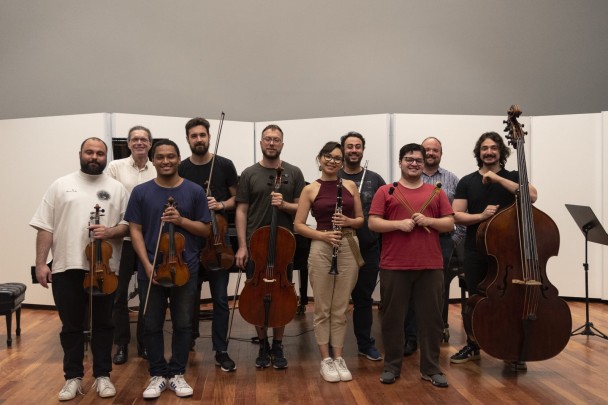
83, 204, 117, 296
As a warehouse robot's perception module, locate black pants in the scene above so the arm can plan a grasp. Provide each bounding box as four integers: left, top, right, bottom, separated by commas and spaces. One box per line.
351, 244, 380, 351
52, 270, 114, 379
112, 241, 144, 348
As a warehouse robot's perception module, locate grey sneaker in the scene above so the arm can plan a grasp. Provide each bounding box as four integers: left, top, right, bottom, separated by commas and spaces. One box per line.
58, 378, 83, 401
421, 373, 448, 388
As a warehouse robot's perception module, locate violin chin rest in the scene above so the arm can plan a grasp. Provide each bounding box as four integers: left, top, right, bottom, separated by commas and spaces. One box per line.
155, 278, 175, 288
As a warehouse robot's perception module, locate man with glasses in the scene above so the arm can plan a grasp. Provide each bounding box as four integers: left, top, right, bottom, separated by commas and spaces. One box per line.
107, 126, 157, 365
369, 143, 453, 387
338, 132, 385, 361
450, 132, 537, 370
402, 137, 465, 357
235, 124, 306, 369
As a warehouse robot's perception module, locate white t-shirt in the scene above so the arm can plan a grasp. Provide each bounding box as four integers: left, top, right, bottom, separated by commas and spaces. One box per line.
30, 170, 129, 274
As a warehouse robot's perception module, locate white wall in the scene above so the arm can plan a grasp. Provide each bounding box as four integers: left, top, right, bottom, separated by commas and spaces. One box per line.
3, 111, 607, 306
0, 114, 111, 306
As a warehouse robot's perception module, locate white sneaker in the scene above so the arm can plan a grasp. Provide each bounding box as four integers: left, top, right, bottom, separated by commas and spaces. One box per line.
320, 357, 340, 382
58, 378, 83, 401
333, 357, 353, 381
169, 375, 193, 397
143, 376, 167, 399
92, 376, 116, 398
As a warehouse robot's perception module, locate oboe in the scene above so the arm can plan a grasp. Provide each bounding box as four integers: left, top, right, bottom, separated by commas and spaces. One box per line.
328, 178, 343, 276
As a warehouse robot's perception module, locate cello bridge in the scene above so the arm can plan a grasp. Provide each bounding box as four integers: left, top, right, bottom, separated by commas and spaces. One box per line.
262, 278, 276, 283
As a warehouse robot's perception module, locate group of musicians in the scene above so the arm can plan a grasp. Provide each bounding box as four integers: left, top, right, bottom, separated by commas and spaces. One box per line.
30, 117, 531, 400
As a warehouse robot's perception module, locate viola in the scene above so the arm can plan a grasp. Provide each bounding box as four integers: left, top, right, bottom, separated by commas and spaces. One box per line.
83, 204, 118, 296
238, 166, 298, 328
465, 105, 571, 362
200, 201, 235, 272
155, 197, 190, 287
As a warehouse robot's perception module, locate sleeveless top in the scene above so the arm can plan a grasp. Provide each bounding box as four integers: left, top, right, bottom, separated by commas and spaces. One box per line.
311, 179, 355, 231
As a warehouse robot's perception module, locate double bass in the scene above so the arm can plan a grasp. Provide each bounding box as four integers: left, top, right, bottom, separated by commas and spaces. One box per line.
238, 167, 298, 328
465, 105, 571, 362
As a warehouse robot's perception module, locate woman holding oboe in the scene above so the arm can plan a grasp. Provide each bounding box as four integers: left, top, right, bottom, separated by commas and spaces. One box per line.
294, 141, 364, 383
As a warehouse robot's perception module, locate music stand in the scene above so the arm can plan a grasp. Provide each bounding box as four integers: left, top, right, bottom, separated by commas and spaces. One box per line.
565, 204, 608, 340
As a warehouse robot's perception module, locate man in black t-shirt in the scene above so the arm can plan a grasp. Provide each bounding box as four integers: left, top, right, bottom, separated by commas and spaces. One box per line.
178, 117, 239, 373
450, 131, 537, 368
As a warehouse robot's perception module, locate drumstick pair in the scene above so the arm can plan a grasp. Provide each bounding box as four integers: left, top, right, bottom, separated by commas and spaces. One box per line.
388, 182, 442, 233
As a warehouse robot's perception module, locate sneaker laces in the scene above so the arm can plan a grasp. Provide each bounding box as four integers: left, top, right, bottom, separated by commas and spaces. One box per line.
146, 376, 166, 390
92, 377, 114, 394
334, 357, 348, 372
60, 378, 83, 396
321, 357, 336, 373
171, 375, 190, 390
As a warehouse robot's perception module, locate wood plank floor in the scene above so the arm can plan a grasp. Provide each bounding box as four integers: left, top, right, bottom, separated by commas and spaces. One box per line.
1, 300, 607, 404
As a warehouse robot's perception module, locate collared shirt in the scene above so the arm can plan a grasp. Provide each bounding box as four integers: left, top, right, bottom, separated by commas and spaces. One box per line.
106, 155, 156, 194
422, 166, 465, 246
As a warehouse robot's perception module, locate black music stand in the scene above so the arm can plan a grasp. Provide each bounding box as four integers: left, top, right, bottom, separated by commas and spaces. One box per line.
565, 204, 608, 340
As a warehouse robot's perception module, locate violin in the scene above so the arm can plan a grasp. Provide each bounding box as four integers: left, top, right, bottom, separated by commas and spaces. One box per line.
154, 197, 190, 287
238, 166, 298, 328
465, 105, 571, 362
200, 191, 235, 272
83, 204, 118, 296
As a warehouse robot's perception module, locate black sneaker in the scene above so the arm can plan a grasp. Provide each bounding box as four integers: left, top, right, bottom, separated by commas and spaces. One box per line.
403, 340, 418, 357
256, 340, 271, 368
215, 351, 236, 372
270, 341, 288, 369
450, 343, 480, 364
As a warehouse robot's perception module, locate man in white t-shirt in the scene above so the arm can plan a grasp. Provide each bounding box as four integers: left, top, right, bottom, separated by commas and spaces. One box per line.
30, 137, 129, 401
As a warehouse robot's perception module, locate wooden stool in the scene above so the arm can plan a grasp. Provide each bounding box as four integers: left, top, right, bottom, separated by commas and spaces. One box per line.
0, 283, 26, 347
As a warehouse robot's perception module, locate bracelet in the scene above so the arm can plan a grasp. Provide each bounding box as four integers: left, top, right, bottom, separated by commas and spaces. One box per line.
219, 201, 225, 210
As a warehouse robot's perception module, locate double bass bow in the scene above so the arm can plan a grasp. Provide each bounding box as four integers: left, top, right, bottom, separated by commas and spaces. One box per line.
199, 112, 235, 272
238, 166, 298, 328
466, 105, 571, 363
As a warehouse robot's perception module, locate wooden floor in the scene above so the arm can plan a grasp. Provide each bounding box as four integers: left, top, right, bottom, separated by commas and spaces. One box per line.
1, 300, 607, 404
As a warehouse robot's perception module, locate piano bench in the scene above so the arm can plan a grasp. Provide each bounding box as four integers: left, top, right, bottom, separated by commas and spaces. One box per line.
0, 283, 26, 347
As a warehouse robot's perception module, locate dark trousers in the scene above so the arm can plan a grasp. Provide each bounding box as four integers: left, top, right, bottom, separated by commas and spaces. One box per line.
463, 250, 488, 346
52, 269, 114, 379
191, 267, 230, 352
112, 240, 144, 349
380, 269, 444, 376
403, 234, 455, 340
140, 275, 196, 377
351, 244, 380, 351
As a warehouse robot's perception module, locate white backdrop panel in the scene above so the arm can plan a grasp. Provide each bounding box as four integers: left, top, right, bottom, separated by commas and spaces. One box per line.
111, 113, 255, 173
531, 113, 604, 299
0, 113, 111, 305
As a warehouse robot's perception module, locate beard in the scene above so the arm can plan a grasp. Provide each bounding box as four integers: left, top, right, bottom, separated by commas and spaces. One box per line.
345, 153, 362, 167
425, 156, 440, 169
80, 158, 106, 175
261, 148, 281, 161
190, 142, 209, 157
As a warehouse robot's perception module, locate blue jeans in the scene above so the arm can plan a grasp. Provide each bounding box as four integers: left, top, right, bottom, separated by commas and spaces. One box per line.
192, 267, 230, 352
351, 244, 380, 351
404, 233, 455, 340
140, 276, 196, 377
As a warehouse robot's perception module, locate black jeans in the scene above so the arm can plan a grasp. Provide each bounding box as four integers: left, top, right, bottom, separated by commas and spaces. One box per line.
191, 266, 230, 352
351, 244, 380, 351
112, 240, 144, 348
52, 269, 114, 379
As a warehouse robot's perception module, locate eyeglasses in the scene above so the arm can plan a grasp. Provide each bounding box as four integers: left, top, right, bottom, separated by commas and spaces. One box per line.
262, 136, 282, 144
129, 136, 150, 144
322, 154, 344, 163
403, 157, 424, 165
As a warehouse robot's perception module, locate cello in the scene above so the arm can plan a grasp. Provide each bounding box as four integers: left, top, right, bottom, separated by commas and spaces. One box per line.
466, 105, 572, 362
238, 166, 298, 328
